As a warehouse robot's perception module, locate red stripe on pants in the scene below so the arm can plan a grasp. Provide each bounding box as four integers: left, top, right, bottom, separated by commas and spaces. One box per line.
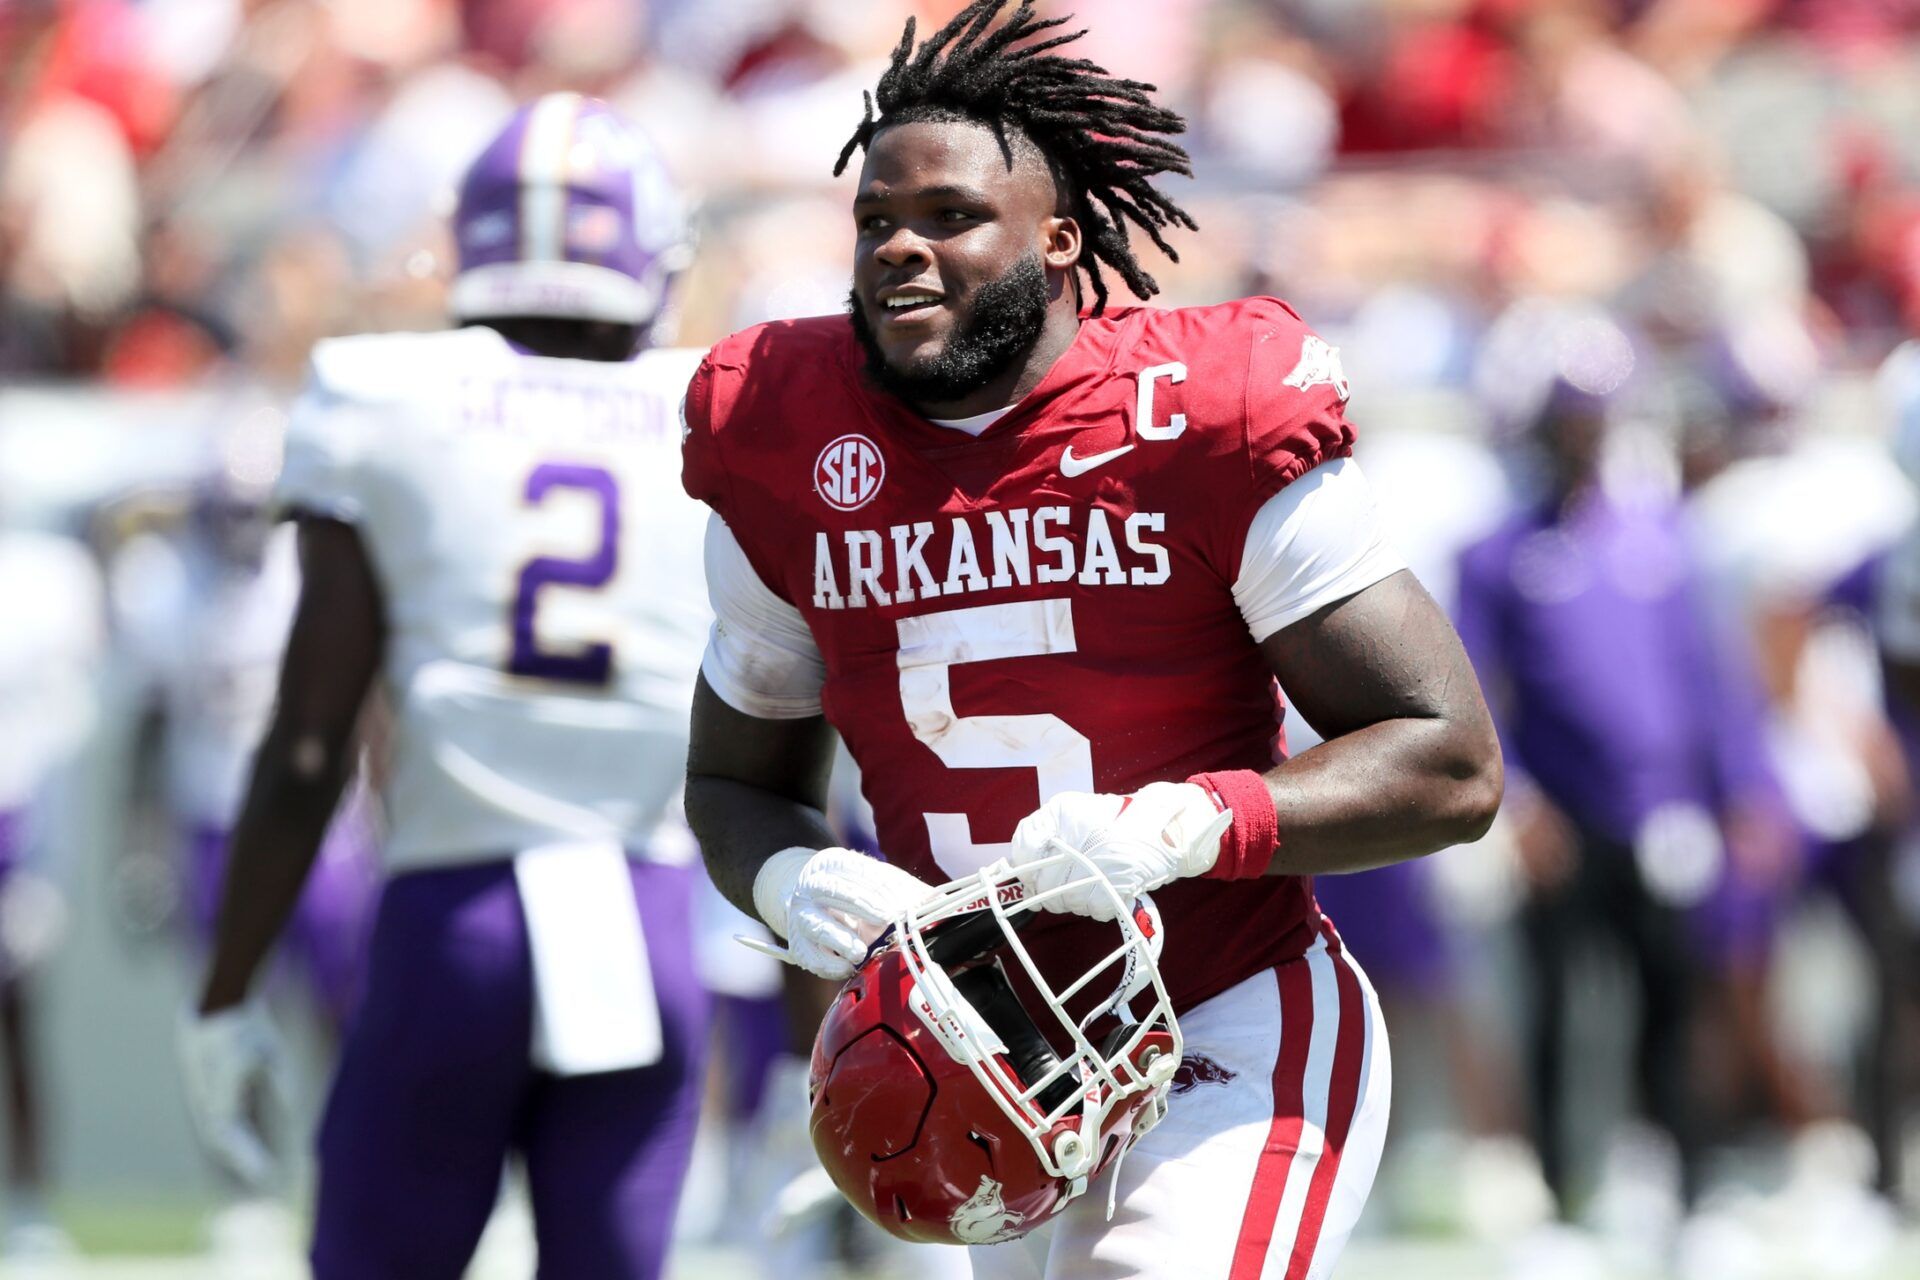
1227, 959, 1317, 1280
1283, 948, 1366, 1279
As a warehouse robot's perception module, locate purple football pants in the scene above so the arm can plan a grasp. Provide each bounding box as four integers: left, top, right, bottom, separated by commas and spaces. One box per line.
310, 857, 709, 1280
188, 812, 379, 1028
713, 991, 787, 1121
0, 810, 19, 885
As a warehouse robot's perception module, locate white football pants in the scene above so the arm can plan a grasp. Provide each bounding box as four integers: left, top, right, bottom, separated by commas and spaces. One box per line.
969, 931, 1391, 1280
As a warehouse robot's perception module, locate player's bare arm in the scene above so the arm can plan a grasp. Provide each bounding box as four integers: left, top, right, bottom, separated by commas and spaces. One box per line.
197, 518, 384, 1014
683, 675, 838, 917
1259, 568, 1502, 874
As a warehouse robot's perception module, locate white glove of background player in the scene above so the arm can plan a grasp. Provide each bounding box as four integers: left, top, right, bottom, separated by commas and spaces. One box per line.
176, 1001, 286, 1189
1010, 782, 1235, 919
753, 847, 937, 980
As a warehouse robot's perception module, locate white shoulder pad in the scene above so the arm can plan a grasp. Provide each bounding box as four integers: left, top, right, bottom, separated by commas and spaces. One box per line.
307, 328, 509, 408
630, 345, 705, 401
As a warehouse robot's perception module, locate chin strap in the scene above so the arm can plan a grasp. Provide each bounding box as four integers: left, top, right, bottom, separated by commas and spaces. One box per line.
1104, 1134, 1131, 1221
1103, 1043, 1176, 1221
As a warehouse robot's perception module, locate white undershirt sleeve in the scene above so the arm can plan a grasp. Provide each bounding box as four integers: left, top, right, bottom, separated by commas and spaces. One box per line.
700, 515, 827, 719
1233, 457, 1407, 642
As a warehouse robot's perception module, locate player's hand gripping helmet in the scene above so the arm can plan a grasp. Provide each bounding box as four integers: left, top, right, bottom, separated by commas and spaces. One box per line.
450, 93, 690, 327
808, 850, 1183, 1246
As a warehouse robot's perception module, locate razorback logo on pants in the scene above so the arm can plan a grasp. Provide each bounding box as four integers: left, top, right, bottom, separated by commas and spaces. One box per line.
1171, 1053, 1238, 1096
967, 927, 1390, 1280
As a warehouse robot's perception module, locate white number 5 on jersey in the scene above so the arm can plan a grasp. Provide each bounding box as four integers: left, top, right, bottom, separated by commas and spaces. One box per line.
896, 599, 1095, 876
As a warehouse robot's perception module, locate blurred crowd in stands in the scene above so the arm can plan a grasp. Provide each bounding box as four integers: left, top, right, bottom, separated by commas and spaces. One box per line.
4, 0, 1919, 382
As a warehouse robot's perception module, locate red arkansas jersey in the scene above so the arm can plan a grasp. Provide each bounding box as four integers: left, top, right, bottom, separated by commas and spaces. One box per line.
683, 296, 1356, 1014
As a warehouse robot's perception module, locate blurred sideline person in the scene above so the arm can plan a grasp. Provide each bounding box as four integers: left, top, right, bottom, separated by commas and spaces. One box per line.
1869, 339, 1920, 1195
1455, 366, 1792, 1222
108, 474, 378, 1036
1684, 357, 1915, 1197
178, 94, 713, 1279
0, 525, 101, 1258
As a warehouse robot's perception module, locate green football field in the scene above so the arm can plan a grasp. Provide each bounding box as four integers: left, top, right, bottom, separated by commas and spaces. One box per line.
9, 1208, 1920, 1280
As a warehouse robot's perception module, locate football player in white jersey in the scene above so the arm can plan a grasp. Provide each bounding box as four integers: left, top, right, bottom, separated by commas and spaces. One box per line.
111, 477, 377, 1034
0, 526, 99, 1257
177, 94, 712, 1279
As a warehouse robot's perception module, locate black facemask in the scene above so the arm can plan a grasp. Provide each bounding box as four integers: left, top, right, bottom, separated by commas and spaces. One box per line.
847, 252, 1051, 410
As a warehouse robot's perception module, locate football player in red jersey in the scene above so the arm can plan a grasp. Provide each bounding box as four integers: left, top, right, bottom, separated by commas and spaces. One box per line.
682, 3, 1502, 1277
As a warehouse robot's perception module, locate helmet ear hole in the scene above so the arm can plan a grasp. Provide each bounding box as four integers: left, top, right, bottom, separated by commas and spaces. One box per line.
951, 963, 1082, 1115
1096, 1022, 1136, 1063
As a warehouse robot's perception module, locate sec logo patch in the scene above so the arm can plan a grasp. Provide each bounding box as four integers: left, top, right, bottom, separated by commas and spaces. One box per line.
815, 434, 886, 511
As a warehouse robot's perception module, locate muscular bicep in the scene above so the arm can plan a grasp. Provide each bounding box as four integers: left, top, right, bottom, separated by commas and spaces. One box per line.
277, 517, 385, 745
687, 674, 837, 809
1262, 568, 1494, 748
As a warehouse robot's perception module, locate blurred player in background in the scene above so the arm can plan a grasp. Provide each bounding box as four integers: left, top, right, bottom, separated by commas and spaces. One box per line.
108, 469, 378, 1037
1863, 338, 1920, 1196
1455, 346, 1792, 1231
1683, 332, 1915, 1212
177, 93, 712, 1279
0, 522, 101, 1258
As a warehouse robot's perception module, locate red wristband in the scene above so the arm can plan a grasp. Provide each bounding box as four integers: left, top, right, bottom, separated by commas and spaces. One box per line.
1188, 769, 1279, 880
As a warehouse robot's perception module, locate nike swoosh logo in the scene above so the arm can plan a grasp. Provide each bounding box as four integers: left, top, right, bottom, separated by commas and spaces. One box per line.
1059, 443, 1134, 478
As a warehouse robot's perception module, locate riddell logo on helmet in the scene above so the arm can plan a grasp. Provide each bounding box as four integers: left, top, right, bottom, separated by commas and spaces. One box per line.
949, 1175, 1027, 1244
815, 434, 886, 512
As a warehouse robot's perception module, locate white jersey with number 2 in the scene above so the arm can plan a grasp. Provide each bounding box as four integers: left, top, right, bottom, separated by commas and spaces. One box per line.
279, 327, 707, 871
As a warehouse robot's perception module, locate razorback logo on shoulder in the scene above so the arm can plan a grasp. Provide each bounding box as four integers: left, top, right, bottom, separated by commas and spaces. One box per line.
1282, 335, 1350, 403
811, 505, 1171, 610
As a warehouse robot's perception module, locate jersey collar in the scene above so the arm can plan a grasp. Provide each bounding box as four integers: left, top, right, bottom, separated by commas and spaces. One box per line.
840, 309, 1129, 449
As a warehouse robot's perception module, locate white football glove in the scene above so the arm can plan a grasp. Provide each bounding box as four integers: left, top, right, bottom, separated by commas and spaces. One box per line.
1009, 782, 1235, 919
176, 1002, 286, 1189
752, 847, 937, 980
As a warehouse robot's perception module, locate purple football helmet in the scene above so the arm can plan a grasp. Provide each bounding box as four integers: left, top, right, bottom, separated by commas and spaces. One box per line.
450, 93, 690, 327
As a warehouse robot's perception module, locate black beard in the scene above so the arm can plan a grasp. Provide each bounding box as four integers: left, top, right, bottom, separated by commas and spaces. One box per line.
847, 253, 1050, 410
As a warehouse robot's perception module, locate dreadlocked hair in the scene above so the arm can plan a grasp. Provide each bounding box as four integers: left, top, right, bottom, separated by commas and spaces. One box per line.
833, 0, 1197, 317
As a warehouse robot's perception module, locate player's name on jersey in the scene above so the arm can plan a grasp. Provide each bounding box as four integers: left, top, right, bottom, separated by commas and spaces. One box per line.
455, 375, 680, 444
813, 504, 1170, 610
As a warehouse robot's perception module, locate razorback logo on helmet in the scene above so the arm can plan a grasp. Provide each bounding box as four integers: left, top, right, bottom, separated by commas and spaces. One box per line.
1170, 1052, 1237, 1095
949, 1175, 1028, 1244
1283, 334, 1350, 402
815, 434, 886, 512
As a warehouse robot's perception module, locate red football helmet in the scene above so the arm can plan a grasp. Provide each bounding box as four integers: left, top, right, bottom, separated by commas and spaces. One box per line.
807, 850, 1182, 1246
